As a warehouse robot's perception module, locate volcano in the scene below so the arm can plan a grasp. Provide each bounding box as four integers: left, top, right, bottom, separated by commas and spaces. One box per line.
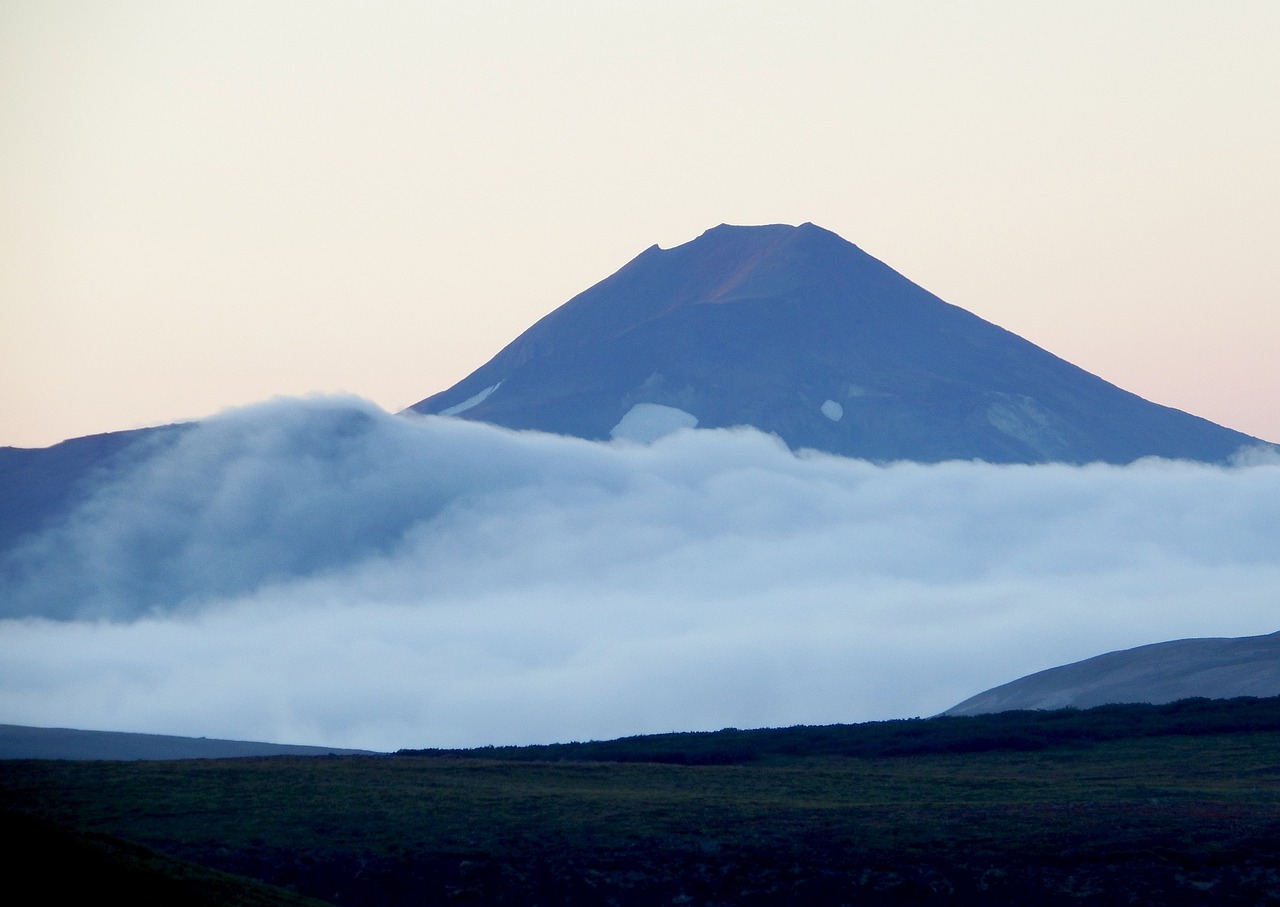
407, 223, 1259, 464
2, 223, 1269, 558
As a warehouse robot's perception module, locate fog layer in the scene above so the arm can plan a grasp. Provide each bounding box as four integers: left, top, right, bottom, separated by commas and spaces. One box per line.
2, 397, 1276, 750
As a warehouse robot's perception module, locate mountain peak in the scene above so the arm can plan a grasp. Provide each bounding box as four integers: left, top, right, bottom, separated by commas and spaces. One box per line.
408, 224, 1265, 464
681, 221, 854, 261
692, 220, 837, 240
690, 221, 806, 244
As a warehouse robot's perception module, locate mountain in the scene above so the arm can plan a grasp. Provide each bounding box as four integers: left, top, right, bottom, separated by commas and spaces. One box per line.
945, 630, 1280, 715
0, 424, 189, 555
408, 223, 1264, 464
1, 223, 1269, 558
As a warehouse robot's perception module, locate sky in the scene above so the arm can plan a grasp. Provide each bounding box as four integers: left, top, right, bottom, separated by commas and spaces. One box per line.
2, 398, 1278, 751
2, 1, 1278, 449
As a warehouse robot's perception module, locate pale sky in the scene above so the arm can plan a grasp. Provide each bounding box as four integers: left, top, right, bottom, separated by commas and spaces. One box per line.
2, 0, 1277, 449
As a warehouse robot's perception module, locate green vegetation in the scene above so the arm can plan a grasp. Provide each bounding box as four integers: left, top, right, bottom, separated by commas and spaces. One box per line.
4, 697, 1280, 904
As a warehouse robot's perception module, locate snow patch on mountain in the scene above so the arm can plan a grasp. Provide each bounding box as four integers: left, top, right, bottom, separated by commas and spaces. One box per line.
610, 403, 698, 443
986, 393, 1070, 459
440, 382, 501, 417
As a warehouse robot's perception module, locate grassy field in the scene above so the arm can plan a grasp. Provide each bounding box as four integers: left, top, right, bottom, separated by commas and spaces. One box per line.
4, 700, 1280, 905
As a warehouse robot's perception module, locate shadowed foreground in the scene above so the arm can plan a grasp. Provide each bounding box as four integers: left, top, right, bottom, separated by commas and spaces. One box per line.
4, 700, 1280, 905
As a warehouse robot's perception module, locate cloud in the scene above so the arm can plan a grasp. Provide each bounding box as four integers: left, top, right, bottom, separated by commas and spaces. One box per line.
2, 397, 1278, 750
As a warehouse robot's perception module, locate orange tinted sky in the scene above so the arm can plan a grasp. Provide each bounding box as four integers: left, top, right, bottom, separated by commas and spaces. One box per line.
2, 1, 1277, 448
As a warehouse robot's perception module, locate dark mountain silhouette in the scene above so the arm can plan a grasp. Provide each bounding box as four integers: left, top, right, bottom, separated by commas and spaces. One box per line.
409, 222, 1263, 463
946, 630, 1280, 715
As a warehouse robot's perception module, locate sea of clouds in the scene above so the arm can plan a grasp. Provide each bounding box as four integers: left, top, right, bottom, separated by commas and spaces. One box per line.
2, 396, 1277, 751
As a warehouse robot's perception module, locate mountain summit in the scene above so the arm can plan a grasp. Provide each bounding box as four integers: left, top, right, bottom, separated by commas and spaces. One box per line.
409, 223, 1257, 463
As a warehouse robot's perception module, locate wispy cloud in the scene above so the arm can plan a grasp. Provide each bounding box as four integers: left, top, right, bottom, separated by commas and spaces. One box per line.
2, 397, 1277, 750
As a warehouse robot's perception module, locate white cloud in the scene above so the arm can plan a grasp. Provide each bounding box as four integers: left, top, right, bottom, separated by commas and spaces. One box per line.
1, 397, 1277, 751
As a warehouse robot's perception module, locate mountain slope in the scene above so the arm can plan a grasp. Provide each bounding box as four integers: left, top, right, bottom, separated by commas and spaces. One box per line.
0, 424, 188, 554
946, 630, 1280, 715
0, 724, 379, 760
409, 223, 1262, 464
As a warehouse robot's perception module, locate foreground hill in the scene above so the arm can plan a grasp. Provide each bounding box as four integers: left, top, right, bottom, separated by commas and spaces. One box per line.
3, 811, 328, 906
5, 697, 1280, 905
410, 222, 1263, 464
946, 630, 1280, 716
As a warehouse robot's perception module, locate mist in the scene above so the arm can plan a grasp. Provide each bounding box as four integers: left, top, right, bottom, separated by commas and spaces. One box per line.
2, 397, 1277, 751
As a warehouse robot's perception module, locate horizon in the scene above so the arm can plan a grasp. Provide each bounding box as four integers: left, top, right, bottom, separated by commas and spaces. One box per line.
2, 2, 1278, 449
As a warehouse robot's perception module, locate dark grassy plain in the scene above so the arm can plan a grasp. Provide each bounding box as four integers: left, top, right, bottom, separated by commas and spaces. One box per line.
3, 698, 1280, 905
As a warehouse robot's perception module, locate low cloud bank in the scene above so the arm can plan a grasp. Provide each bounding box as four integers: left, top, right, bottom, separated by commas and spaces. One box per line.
2, 397, 1277, 750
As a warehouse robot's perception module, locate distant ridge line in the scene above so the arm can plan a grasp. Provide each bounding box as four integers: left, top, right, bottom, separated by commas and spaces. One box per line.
0, 723, 381, 760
